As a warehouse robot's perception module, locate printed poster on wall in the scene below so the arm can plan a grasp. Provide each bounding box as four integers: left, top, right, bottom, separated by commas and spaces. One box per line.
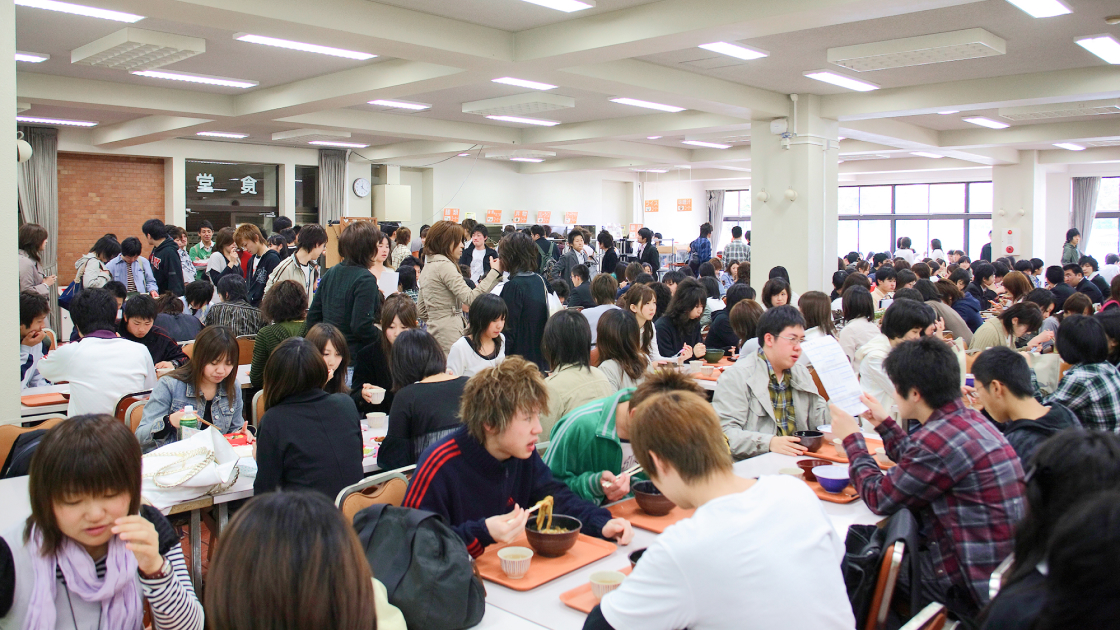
512, 210, 529, 223
629, 223, 642, 238
486, 209, 503, 223
564, 212, 579, 225
443, 207, 461, 222
676, 199, 692, 213
536, 211, 552, 224
644, 199, 659, 213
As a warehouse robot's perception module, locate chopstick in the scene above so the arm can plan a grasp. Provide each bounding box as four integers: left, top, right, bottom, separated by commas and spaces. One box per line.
601, 464, 644, 487
508, 501, 543, 524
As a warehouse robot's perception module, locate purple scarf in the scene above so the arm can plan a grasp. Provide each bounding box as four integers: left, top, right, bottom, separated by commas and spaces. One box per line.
24, 526, 143, 630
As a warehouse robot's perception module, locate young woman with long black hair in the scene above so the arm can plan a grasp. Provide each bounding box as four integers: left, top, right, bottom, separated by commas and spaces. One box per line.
447, 293, 508, 378
654, 278, 707, 360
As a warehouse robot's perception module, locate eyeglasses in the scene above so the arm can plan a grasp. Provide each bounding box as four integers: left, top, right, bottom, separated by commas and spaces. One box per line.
776, 334, 805, 346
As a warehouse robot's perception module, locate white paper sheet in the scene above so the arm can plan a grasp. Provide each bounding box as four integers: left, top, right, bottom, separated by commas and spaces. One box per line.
377, 269, 399, 296
801, 335, 869, 416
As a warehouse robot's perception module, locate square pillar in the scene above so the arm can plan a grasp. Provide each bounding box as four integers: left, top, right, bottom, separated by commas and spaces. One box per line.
992, 150, 1044, 260
2, 0, 19, 422
165, 155, 186, 227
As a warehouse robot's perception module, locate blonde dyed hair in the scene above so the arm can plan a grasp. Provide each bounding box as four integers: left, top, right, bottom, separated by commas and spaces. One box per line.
460, 356, 549, 443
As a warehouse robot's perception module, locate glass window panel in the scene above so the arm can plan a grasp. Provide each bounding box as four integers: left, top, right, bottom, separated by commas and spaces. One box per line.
720, 218, 750, 252
1086, 218, 1119, 263
838, 220, 858, 254
968, 218, 992, 260
858, 220, 892, 256
895, 220, 928, 256
738, 188, 752, 216
724, 191, 738, 217
1095, 177, 1119, 214
860, 186, 892, 215
930, 184, 966, 214
895, 184, 929, 214
969, 182, 993, 214
928, 220, 964, 258
839, 187, 860, 216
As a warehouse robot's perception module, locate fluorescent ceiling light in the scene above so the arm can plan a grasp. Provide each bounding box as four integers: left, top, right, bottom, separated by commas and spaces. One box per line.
682, 140, 731, 149
131, 69, 257, 88
610, 97, 685, 113
647, 136, 662, 140
196, 131, 248, 139
911, 152, 944, 158
632, 168, 669, 173
937, 110, 959, 115
519, 0, 594, 13
1004, 0, 1071, 18
486, 115, 560, 126
492, 77, 556, 90
963, 116, 1010, 129
1054, 142, 1086, 151
510, 157, 544, 162
15, 51, 49, 63
803, 70, 879, 92
697, 41, 769, 60
369, 99, 431, 110
1075, 35, 1120, 64
234, 34, 375, 60
458, 153, 471, 157
14, 0, 143, 22
16, 115, 97, 127
309, 141, 368, 148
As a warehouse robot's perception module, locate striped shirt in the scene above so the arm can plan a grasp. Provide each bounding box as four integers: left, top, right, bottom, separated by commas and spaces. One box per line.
723, 238, 750, 263
203, 300, 264, 337
1044, 362, 1120, 432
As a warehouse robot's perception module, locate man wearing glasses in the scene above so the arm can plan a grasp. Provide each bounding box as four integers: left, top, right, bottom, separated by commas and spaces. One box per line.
712, 306, 830, 460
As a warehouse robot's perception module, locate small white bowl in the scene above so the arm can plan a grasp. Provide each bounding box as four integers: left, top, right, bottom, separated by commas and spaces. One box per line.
688, 360, 703, 373
366, 412, 388, 430
497, 547, 533, 580
700, 365, 715, 376
366, 385, 386, 405
590, 570, 627, 600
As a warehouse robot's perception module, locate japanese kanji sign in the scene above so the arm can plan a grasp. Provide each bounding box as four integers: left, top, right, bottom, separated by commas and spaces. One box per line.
644, 199, 658, 213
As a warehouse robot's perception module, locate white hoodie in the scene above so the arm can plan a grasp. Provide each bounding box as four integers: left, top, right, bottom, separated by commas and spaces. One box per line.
852, 334, 896, 415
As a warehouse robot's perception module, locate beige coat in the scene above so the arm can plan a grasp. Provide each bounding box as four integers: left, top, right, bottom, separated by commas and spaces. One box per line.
540, 364, 615, 439
418, 254, 501, 353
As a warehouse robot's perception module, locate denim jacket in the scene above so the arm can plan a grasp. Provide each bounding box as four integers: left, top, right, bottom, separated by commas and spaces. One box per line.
136, 374, 244, 452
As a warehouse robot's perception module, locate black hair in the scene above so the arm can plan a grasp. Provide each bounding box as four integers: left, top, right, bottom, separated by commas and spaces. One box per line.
896, 269, 917, 288
217, 275, 248, 303
993, 260, 1009, 278
1030, 257, 1045, 271
842, 286, 875, 322
295, 224, 327, 251
70, 288, 119, 335
731, 225, 742, 238
637, 227, 653, 243
880, 298, 935, 340
930, 238, 942, 251
999, 302, 1044, 336
634, 273, 654, 285
650, 282, 671, 320
91, 235, 121, 261
1062, 263, 1083, 278
698, 262, 715, 278
390, 328, 447, 392
550, 280, 569, 301
661, 270, 684, 285
832, 270, 849, 291
760, 278, 790, 309
20, 290, 50, 328
103, 281, 127, 300
597, 230, 614, 250
1065, 228, 1080, 243
755, 305, 805, 345
1025, 288, 1055, 313
948, 268, 971, 288
122, 294, 158, 321
663, 278, 707, 330
699, 222, 713, 237
393, 265, 415, 293
571, 264, 590, 283
893, 287, 924, 303
1045, 265, 1064, 286
700, 276, 721, 300
120, 237, 142, 258
725, 283, 753, 312
1056, 315, 1109, 364
530, 225, 546, 238
465, 293, 507, 355
913, 279, 941, 302
260, 280, 308, 323
876, 266, 897, 282
263, 337, 328, 409
473, 223, 489, 239
768, 266, 791, 283
142, 218, 167, 240
972, 346, 1033, 398
1014, 259, 1034, 274
199, 220, 214, 231
972, 262, 995, 282
873, 252, 889, 267
565, 229, 582, 245
882, 336, 960, 409
271, 216, 292, 232
542, 310, 592, 371
185, 280, 214, 307
958, 255, 971, 264
267, 234, 288, 250
898, 236, 912, 249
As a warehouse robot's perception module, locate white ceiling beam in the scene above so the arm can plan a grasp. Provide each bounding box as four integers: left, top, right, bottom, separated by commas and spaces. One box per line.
689, 146, 752, 163
839, 119, 939, 149
91, 115, 214, 148
275, 109, 522, 145
353, 140, 481, 161
517, 156, 667, 174
839, 156, 989, 174
17, 72, 233, 117
938, 146, 1021, 166
1039, 146, 1120, 165
523, 111, 748, 145
940, 119, 1120, 149
553, 140, 692, 163
838, 140, 898, 154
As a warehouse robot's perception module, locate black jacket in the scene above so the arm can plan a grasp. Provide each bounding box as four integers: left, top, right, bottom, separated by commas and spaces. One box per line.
1091, 274, 1111, 299
655, 315, 702, 357
996, 402, 1079, 465
600, 248, 619, 279
118, 323, 189, 367
458, 246, 497, 281
966, 281, 992, 310
246, 249, 281, 307
1075, 277, 1105, 304
637, 242, 660, 273
568, 282, 596, 309
1049, 282, 1075, 311
705, 309, 739, 350
149, 238, 185, 296
350, 333, 395, 416
305, 262, 382, 351
500, 272, 550, 371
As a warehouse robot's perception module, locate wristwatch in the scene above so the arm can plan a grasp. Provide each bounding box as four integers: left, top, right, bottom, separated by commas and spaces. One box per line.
139, 557, 171, 580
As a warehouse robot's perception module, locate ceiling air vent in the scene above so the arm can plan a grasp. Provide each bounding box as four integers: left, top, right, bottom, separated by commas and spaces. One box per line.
271, 129, 353, 143
484, 150, 556, 160
998, 99, 1120, 121
71, 28, 205, 71
828, 28, 1005, 72
463, 93, 575, 117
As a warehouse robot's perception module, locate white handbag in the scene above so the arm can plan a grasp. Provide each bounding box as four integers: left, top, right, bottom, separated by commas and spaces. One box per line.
141, 427, 245, 511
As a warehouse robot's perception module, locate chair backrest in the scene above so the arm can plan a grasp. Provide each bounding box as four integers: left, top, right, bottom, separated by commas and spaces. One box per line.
865, 541, 906, 630
43, 329, 57, 351
236, 337, 255, 365
589, 346, 601, 367
125, 401, 146, 434
808, 367, 830, 401
181, 341, 194, 359
989, 553, 1015, 600
0, 417, 64, 469
1059, 361, 1072, 381
899, 602, 947, 630
252, 390, 266, 428
115, 391, 152, 423
336, 471, 410, 523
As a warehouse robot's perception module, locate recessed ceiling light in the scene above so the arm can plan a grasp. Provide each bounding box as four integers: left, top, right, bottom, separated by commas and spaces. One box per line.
14, 0, 143, 22
647, 136, 662, 140
1075, 34, 1120, 64
492, 77, 556, 90
510, 157, 544, 162
683, 140, 731, 149
1004, 0, 1071, 18
519, 0, 594, 12
803, 70, 879, 92
632, 168, 669, 173
911, 152, 944, 158
938, 110, 960, 115
197, 131, 249, 139
234, 33, 376, 60
963, 116, 1010, 129
610, 98, 685, 113
486, 115, 560, 126
1054, 142, 1086, 151
15, 51, 49, 63
697, 41, 769, 60
368, 99, 431, 111
16, 115, 97, 127
309, 141, 368, 148
837, 136, 847, 141
458, 153, 471, 157
131, 69, 257, 88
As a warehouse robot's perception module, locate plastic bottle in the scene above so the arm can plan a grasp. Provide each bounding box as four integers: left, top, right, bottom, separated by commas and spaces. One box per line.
178, 405, 199, 441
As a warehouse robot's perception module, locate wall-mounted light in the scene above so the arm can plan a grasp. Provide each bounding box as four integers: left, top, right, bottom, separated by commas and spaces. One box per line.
757, 190, 770, 203
784, 188, 798, 202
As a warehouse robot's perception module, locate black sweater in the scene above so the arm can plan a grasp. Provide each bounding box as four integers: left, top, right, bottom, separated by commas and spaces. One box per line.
350, 335, 395, 416
305, 262, 382, 351
655, 316, 702, 358
119, 323, 189, 367
705, 309, 738, 351
246, 249, 281, 307
149, 238, 185, 297
996, 402, 1080, 465
378, 377, 468, 470
501, 273, 550, 371
600, 248, 619, 279
568, 282, 596, 309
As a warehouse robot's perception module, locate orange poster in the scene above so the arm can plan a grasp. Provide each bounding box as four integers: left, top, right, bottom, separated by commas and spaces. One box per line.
536, 211, 552, 224
644, 199, 659, 213
442, 207, 460, 222
629, 223, 642, 237
564, 212, 579, 225
512, 210, 529, 223
676, 198, 692, 213
485, 208, 503, 223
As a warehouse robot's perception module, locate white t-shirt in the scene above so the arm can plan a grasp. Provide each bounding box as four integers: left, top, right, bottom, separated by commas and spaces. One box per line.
582, 304, 620, 345
601, 475, 854, 630
36, 336, 157, 417
446, 334, 506, 378
470, 247, 486, 282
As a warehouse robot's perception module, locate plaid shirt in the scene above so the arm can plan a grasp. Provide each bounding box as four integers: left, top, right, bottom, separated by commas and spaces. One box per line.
842, 399, 1024, 608
203, 300, 264, 338
760, 350, 794, 435
1045, 362, 1120, 432
722, 238, 750, 263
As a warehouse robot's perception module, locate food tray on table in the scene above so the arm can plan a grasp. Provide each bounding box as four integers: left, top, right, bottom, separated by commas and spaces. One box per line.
691, 369, 721, 382
475, 534, 617, 591
705, 357, 735, 368
21, 393, 68, 407
810, 439, 893, 470
560, 566, 633, 613
608, 498, 695, 533
803, 478, 860, 504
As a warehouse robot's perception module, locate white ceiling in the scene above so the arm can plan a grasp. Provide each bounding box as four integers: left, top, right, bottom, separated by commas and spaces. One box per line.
364, 0, 665, 32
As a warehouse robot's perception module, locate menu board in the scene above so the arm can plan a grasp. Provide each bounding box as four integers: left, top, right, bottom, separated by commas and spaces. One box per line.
443, 207, 461, 222
512, 210, 529, 223
644, 199, 659, 213
537, 211, 552, 224
486, 209, 503, 223
629, 223, 642, 237
564, 211, 579, 225
676, 199, 692, 213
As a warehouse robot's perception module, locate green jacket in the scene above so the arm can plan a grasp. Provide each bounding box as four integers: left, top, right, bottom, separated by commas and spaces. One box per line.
543, 388, 644, 504
1061, 241, 1081, 266
189, 242, 213, 281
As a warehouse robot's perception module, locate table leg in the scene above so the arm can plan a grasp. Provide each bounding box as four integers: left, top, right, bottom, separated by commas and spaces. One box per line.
189, 508, 202, 589
217, 502, 228, 535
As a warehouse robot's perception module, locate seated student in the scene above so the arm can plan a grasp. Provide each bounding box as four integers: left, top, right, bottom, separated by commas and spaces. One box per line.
583, 389, 854, 630
264, 222, 326, 296
1063, 263, 1104, 305
249, 280, 308, 389
728, 298, 764, 356
968, 262, 997, 310
660, 269, 684, 296
829, 337, 1025, 619
153, 292, 203, 342
1043, 315, 1120, 432
582, 273, 621, 345
136, 325, 247, 452
896, 268, 918, 291
234, 224, 282, 307
403, 357, 633, 558
871, 265, 897, 307
654, 278, 708, 360
838, 286, 879, 362
795, 291, 837, 367
204, 275, 265, 337
551, 279, 570, 305
760, 277, 791, 309
254, 337, 363, 499
970, 346, 1080, 464
104, 280, 127, 315
567, 264, 596, 309
1042, 265, 1074, 312
713, 306, 829, 459
969, 302, 1049, 352
980, 432, 1120, 630
305, 322, 350, 395
0, 415, 203, 629
183, 280, 213, 323
39, 288, 156, 416
596, 309, 649, 391
379, 329, 469, 470
448, 293, 507, 379
622, 284, 664, 363
118, 294, 189, 370
106, 236, 158, 297
19, 290, 51, 389
545, 369, 705, 504
855, 299, 936, 415
915, 279, 973, 344
706, 284, 754, 351
697, 276, 724, 328
350, 294, 418, 416
540, 310, 615, 439
205, 491, 406, 630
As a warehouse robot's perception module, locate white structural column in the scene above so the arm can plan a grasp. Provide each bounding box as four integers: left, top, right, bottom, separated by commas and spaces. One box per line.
165, 156, 187, 226
2, 0, 19, 421
992, 150, 1044, 260
750, 95, 839, 294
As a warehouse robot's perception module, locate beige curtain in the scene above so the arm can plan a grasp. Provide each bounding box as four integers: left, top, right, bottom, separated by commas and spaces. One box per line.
318, 149, 347, 223
1070, 177, 1100, 252
17, 126, 60, 331
707, 189, 725, 251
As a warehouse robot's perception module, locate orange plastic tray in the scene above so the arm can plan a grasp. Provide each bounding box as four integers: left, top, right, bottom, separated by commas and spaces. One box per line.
804, 478, 860, 504
559, 565, 633, 614
809, 439, 894, 470
607, 498, 695, 533
21, 393, 68, 407
691, 370, 721, 382
476, 533, 617, 592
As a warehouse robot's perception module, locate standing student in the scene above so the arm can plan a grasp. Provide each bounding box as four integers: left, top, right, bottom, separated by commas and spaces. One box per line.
654, 278, 707, 359
723, 225, 750, 265
598, 230, 619, 282
304, 221, 382, 351
188, 219, 214, 281
19, 290, 51, 389
265, 223, 326, 297
390, 226, 413, 270
234, 224, 281, 307
136, 325, 247, 452
1061, 228, 1081, 265
447, 293, 507, 379
418, 221, 502, 353
540, 310, 615, 438
1043, 315, 1120, 432
370, 231, 391, 284
166, 225, 196, 289
205, 227, 242, 289
119, 294, 189, 370
557, 229, 589, 288
250, 280, 308, 389
687, 223, 713, 275
204, 276, 265, 337
108, 237, 159, 296
595, 309, 649, 391
306, 323, 350, 395
17, 223, 55, 296
623, 284, 663, 362
496, 231, 551, 370
929, 238, 945, 261
350, 294, 418, 416
458, 224, 497, 283
254, 337, 363, 499
143, 219, 185, 297
74, 235, 121, 291
635, 228, 660, 274
894, 236, 917, 263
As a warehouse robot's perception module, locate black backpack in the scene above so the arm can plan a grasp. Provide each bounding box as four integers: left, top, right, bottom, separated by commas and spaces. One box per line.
842, 508, 919, 629
538, 241, 560, 283
353, 504, 485, 630
2, 429, 48, 478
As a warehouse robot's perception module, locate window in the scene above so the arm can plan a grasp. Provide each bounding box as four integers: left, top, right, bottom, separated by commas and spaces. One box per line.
295, 165, 319, 225
719, 189, 751, 248
185, 160, 280, 235
1085, 177, 1120, 264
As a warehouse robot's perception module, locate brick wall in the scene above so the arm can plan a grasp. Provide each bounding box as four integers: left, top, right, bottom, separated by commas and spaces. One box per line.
57, 153, 165, 284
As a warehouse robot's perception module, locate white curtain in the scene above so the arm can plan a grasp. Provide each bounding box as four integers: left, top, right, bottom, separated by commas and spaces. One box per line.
707, 189, 725, 251
1070, 177, 1100, 253
17, 126, 60, 331
318, 149, 347, 223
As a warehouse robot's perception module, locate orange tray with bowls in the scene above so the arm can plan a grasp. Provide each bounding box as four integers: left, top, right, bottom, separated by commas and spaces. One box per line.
809, 439, 894, 470
21, 393, 68, 407
475, 534, 617, 591
803, 478, 860, 504
691, 370, 721, 382
559, 566, 633, 613
607, 498, 695, 534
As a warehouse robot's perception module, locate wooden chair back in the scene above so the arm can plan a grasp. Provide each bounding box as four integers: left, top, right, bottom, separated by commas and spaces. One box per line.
115, 391, 151, 423
236, 337, 255, 366
1059, 361, 1072, 381
808, 367, 830, 401
181, 341, 194, 359
336, 470, 411, 523
0, 417, 64, 469
252, 390, 266, 428
865, 541, 906, 630
899, 603, 947, 630
125, 401, 146, 434
590, 347, 601, 367
43, 329, 58, 351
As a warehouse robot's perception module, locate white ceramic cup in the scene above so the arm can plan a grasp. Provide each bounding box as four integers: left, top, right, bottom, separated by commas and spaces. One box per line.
366, 412, 388, 430
590, 570, 627, 600
700, 365, 715, 376
365, 385, 386, 405
688, 360, 703, 373
497, 547, 534, 580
